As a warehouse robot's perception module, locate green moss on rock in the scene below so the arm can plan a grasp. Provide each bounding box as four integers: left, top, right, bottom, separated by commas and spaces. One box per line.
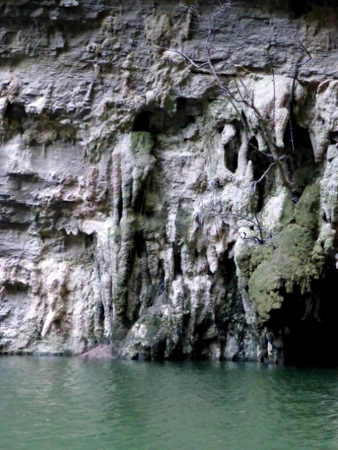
236, 181, 325, 322
248, 224, 323, 320
130, 131, 154, 155
279, 194, 294, 228
294, 182, 320, 234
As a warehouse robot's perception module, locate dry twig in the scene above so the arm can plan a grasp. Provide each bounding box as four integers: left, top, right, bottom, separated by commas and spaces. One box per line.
163, 2, 296, 189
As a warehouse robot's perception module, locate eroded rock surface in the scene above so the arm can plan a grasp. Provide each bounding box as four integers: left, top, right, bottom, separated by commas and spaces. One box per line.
1, 0, 338, 364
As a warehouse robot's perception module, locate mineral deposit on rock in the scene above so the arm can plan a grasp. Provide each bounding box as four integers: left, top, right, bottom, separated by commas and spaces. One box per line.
0, 0, 338, 364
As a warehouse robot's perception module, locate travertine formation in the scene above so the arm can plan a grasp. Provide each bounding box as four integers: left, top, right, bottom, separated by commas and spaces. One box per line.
1, 0, 338, 364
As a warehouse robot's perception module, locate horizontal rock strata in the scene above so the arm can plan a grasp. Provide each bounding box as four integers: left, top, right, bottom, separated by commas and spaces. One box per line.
1, 0, 338, 364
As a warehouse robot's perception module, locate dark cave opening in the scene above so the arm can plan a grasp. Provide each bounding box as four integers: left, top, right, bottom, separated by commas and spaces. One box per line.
133, 111, 151, 132
282, 124, 316, 194
174, 251, 182, 279
224, 147, 238, 173
248, 136, 271, 212
283, 123, 312, 151
177, 97, 188, 112
222, 124, 240, 173
248, 135, 259, 152
177, 97, 204, 117
84, 232, 95, 248
135, 231, 146, 258
132, 100, 204, 138
268, 264, 338, 367
248, 136, 271, 182
98, 302, 105, 329
5, 102, 28, 120
329, 131, 338, 146
191, 318, 215, 360
283, 320, 338, 366
3, 281, 28, 294
117, 189, 123, 224
288, 0, 312, 18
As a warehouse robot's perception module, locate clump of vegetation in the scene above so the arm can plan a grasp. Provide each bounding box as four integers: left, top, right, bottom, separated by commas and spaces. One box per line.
236, 182, 324, 321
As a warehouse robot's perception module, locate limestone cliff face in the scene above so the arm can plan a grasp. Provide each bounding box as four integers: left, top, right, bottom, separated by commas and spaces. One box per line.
1, 0, 338, 363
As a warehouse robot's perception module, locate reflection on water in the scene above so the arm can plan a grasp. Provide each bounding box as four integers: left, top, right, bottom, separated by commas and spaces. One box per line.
1, 357, 338, 450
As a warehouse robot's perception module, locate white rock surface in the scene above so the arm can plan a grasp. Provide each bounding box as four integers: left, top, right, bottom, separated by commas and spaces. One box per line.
0, 0, 337, 362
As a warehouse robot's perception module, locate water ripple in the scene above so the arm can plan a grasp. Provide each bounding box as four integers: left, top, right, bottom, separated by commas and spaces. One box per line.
0, 358, 338, 449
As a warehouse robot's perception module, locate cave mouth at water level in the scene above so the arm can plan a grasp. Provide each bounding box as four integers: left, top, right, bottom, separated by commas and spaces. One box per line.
269, 266, 338, 367
283, 320, 338, 367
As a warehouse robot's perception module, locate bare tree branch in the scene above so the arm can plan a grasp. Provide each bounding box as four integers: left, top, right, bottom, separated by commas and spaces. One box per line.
233, 213, 273, 245
162, 2, 302, 190
195, 207, 273, 245
252, 162, 276, 193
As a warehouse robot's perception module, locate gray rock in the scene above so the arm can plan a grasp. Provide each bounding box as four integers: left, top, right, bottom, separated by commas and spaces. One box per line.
0, 0, 336, 363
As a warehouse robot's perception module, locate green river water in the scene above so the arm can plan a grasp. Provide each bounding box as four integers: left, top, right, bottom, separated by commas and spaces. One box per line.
1, 357, 338, 450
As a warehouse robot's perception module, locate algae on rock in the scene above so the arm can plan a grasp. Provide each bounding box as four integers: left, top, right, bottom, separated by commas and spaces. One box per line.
236, 183, 325, 322
0, 0, 338, 364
